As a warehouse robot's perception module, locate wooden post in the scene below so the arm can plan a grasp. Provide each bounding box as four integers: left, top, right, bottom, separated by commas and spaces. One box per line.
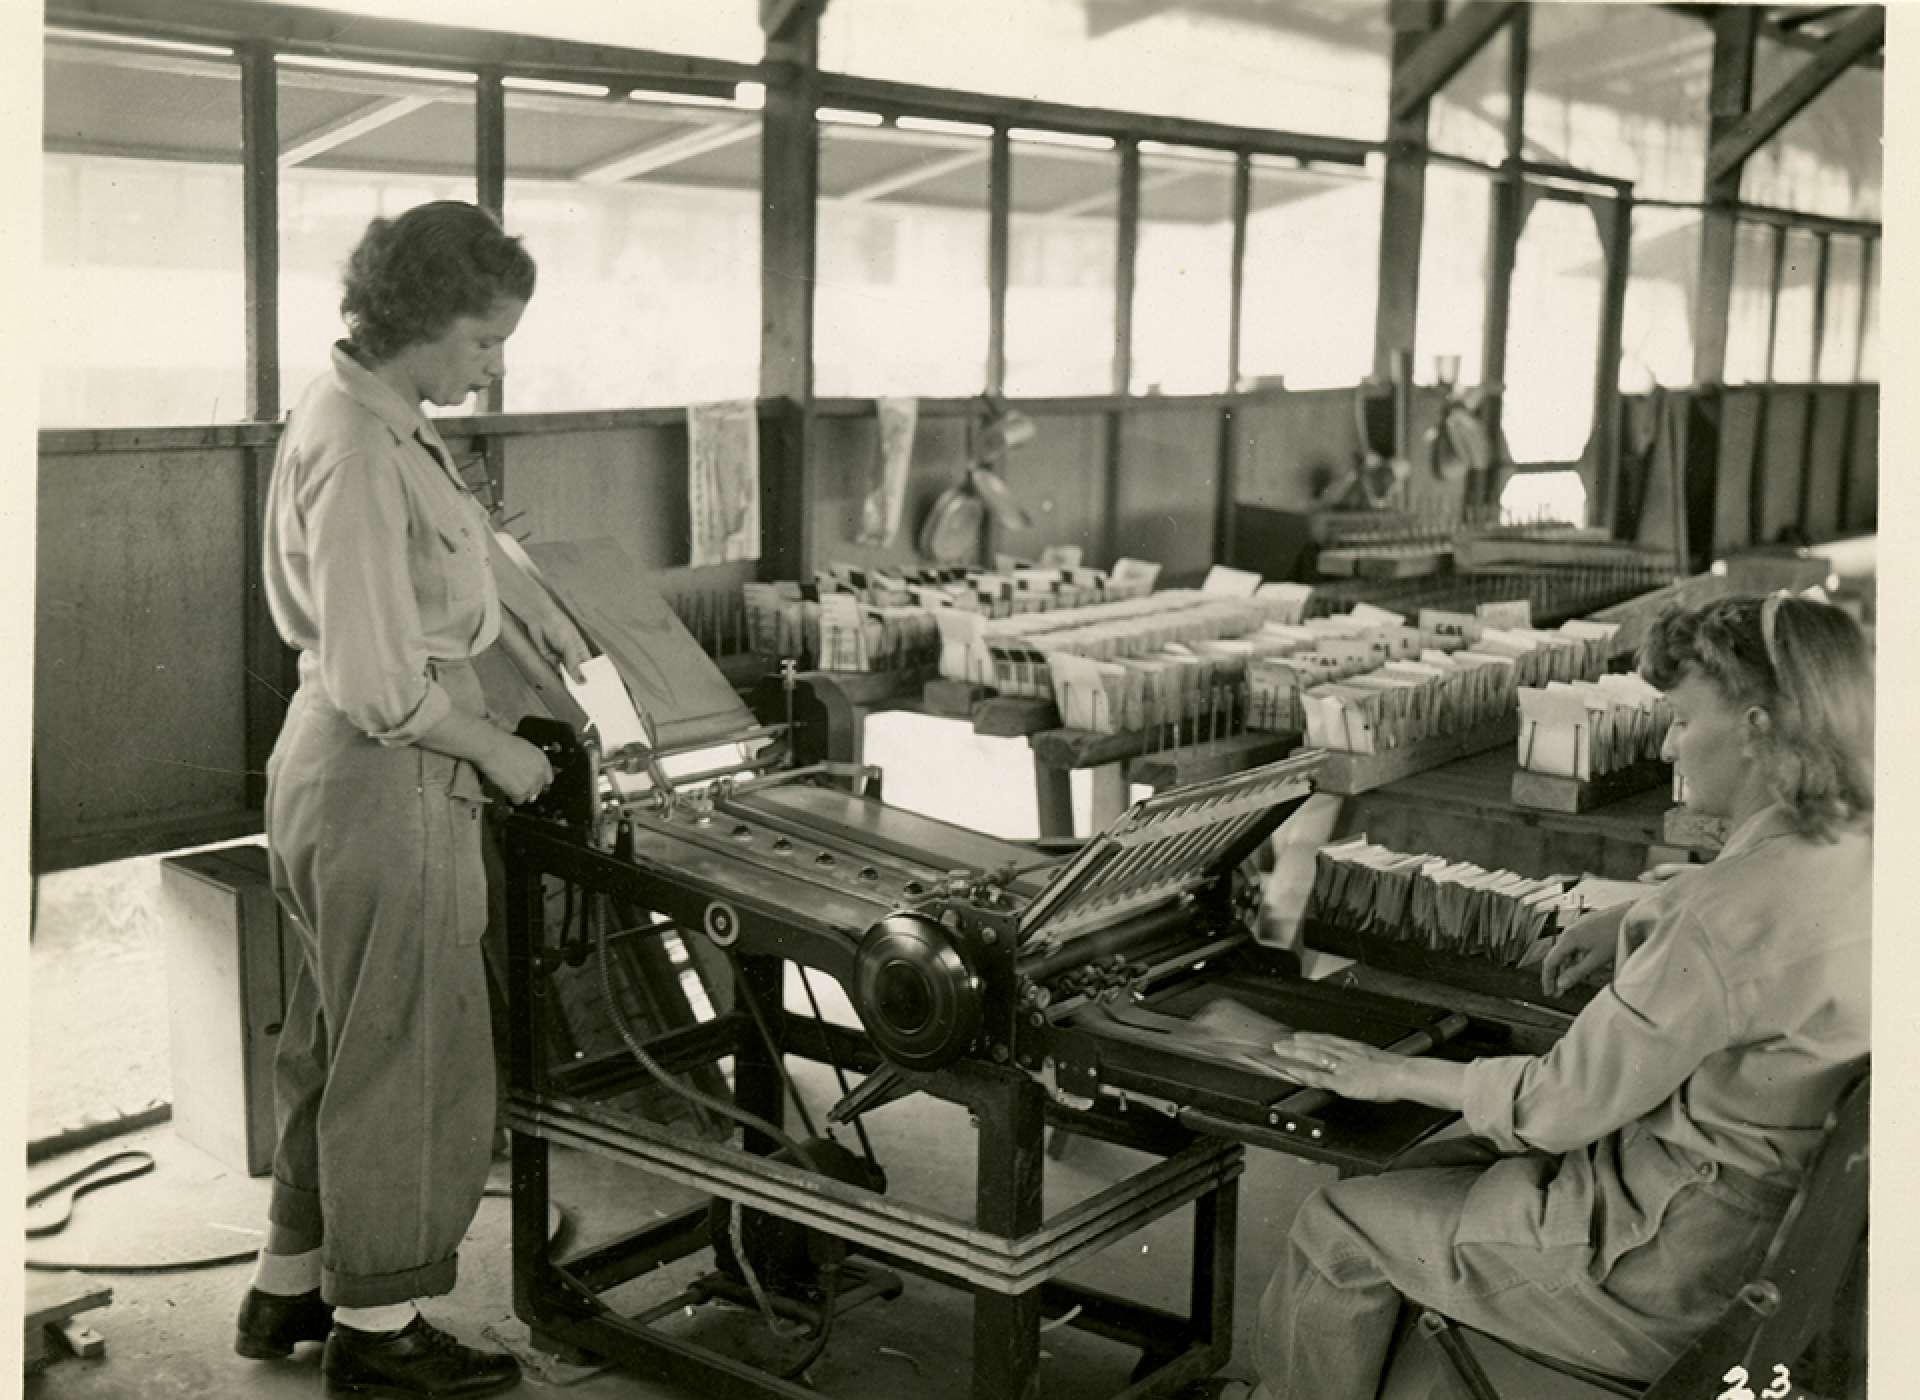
1589, 191, 1634, 534
239, 39, 279, 423
1104, 140, 1140, 565
239, 40, 285, 811
1477, 5, 1526, 509
759, 14, 822, 578
477, 66, 507, 414
987, 126, 1011, 394
1374, 0, 1445, 381
1692, 6, 1758, 386
1217, 153, 1250, 563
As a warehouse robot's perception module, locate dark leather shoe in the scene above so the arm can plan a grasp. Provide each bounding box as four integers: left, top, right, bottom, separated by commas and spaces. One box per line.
235, 1287, 334, 1359
323, 1314, 522, 1398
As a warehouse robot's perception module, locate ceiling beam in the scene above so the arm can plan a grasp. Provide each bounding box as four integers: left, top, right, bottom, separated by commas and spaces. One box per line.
839, 147, 988, 203
573, 118, 757, 183
1389, 2, 1518, 123
280, 94, 430, 167
1707, 5, 1883, 185
1761, 9, 1881, 69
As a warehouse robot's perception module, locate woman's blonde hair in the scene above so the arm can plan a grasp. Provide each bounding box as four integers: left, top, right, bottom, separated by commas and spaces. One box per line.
1639, 593, 1872, 840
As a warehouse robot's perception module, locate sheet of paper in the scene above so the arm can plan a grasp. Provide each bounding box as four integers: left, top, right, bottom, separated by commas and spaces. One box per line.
563, 654, 653, 798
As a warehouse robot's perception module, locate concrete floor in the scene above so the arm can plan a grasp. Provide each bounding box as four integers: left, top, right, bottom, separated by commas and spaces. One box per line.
24, 1059, 1342, 1400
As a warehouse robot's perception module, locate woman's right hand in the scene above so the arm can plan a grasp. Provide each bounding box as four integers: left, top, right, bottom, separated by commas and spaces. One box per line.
1541, 906, 1621, 996
482, 733, 555, 805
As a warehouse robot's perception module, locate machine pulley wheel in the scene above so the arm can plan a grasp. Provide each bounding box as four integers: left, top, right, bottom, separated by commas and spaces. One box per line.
854, 913, 985, 1072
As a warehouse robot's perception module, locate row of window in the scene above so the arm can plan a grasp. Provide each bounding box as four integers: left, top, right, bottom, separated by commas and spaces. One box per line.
39, 22, 1881, 445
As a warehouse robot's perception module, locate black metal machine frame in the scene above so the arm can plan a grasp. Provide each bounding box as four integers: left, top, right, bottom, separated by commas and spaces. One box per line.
502, 817, 1249, 1400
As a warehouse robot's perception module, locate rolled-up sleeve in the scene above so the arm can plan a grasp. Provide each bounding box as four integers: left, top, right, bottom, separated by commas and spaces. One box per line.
1461, 907, 1732, 1153
302, 450, 450, 745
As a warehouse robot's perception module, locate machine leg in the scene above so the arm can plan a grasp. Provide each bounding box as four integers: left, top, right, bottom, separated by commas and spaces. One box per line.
1033, 755, 1075, 842
733, 953, 789, 1154
1192, 1175, 1239, 1371
972, 1074, 1047, 1400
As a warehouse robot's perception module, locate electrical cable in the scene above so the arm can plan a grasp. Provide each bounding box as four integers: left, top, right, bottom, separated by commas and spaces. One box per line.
795, 967, 879, 1170
592, 899, 845, 1370
24, 1164, 560, 1276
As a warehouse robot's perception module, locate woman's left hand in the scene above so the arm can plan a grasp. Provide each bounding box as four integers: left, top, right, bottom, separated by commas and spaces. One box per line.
1266, 1031, 1407, 1103
529, 611, 592, 683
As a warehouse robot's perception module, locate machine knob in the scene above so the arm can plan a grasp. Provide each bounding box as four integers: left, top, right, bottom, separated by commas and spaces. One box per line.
854, 913, 986, 1073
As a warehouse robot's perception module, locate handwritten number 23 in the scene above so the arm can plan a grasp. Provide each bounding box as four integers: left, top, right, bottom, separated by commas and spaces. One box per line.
1717, 1364, 1793, 1400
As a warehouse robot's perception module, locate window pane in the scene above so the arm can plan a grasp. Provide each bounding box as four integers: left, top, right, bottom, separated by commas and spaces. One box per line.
226, 0, 765, 62
1741, 40, 1881, 222
277, 59, 475, 414
816, 121, 989, 397
1502, 196, 1605, 464
1817, 235, 1864, 383
1238, 158, 1382, 392
1526, 3, 1712, 202
1130, 146, 1235, 395
821, 0, 1390, 141
504, 87, 760, 410
1414, 165, 1491, 388
1619, 207, 1699, 391
1428, 22, 1509, 166
41, 38, 246, 427
1770, 228, 1819, 384
1500, 468, 1587, 526
1005, 136, 1118, 396
1723, 221, 1775, 386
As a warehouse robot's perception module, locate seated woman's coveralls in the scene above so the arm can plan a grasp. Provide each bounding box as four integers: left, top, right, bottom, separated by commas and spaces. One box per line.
1259, 805, 1870, 1398
261, 345, 502, 1308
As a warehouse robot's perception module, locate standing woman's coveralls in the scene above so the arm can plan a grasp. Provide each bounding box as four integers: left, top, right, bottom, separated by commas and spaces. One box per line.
261, 344, 502, 1308
1260, 804, 1870, 1398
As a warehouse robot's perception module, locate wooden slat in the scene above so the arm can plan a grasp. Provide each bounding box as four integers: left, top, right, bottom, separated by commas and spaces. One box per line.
1713, 387, 1763, 554
1127, 732, 1300, 791
1803, 388, 1851, 541
816, 73, 1374, 168
1312, 717, 1520, 797
1758, 388, 1810, 544
1841, 386, 1876, 532
36, 449, 253, 868
1511, 757, 1670, 816
973, 695, 1060, 738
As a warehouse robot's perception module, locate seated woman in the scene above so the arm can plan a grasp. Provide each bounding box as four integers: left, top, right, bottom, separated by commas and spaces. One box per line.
1189, 592, 1872, 1400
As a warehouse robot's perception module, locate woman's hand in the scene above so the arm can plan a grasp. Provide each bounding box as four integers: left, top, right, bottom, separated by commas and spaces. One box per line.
1265, 1032, 1407, 1103
1540, 906, 1620, 996
527, 610, 591, 684
481, 733, 555, 805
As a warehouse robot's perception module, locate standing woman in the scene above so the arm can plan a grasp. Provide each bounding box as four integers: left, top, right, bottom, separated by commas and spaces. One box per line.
1181, 592, 1872, 1400
234, 201, 587, 1398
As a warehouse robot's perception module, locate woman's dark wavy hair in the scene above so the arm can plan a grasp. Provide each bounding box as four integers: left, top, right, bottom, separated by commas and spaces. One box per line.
340, 201, 536, 363
1639, 593, 1873, 841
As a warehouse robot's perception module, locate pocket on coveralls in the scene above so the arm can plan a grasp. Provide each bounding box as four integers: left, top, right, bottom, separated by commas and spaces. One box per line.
421, 749, 490, 948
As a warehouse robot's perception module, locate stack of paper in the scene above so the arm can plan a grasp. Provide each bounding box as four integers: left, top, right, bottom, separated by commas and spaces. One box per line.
1307, 836, 1586, 969
1516, 672, 1670, 780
